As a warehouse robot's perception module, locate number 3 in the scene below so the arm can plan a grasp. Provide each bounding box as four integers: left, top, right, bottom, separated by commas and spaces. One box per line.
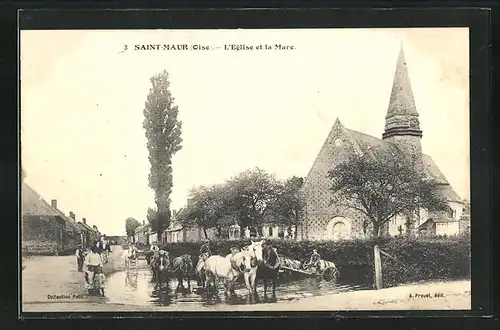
123, 45, 128, 51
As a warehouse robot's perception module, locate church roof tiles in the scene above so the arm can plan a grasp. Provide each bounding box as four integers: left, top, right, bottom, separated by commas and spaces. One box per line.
342, 128, 462, 203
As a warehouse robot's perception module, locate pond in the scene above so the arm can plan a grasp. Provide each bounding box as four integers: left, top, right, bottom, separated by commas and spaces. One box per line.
104, 260, 370, 307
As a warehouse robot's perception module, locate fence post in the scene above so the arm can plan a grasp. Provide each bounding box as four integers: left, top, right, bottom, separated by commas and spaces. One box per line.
374, 245, 383, 290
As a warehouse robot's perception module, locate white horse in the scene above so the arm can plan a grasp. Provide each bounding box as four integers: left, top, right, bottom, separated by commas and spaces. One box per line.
240, 240, 265, 295
225, 248, 244, 259
204, 240, 264, 297
204, 252, 252, 296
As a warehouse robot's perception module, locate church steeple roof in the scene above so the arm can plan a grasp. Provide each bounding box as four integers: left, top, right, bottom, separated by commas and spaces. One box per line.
382, 44, 423, 139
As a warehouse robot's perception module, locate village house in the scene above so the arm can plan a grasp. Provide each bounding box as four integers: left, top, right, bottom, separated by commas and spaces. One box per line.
92, 224, 101, 239
22, 183, 67, 255
134, 220, 150, 246
148, 228, 158, 245
417, 203, 470, 237
260, 224, 298, 240
49, 202, 82, 251
164, 209, 218, 243
228, 223, 295, 240
164, 222, 182, 243
45, 199, 82, 252
76, 217, 100, 248
166, 207, 296, 242
298, 46, 465, 241
417, 218, 460, 236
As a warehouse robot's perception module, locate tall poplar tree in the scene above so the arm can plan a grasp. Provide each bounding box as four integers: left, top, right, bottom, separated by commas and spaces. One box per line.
143, 70, 183, 234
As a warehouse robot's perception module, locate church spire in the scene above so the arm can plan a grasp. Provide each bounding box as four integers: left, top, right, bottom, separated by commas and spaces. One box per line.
382, 44, 423, 140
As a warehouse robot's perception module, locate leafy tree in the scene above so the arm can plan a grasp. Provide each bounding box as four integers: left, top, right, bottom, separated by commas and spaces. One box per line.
145, 207, 168, 235
179, 184, 232, 238
226, 167, 280, 233
328, 153, 450, 237
143, 70, 182, 233
402, 209, 420, 236
178, 169, 303, 238
268, 176, 305, 226
125, 217, 141, 241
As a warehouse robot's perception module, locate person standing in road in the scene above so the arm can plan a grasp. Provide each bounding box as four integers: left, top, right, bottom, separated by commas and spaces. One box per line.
75, 244, 85, 272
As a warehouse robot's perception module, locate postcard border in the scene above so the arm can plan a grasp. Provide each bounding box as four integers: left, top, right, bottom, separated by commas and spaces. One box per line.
14, 7, 492, 320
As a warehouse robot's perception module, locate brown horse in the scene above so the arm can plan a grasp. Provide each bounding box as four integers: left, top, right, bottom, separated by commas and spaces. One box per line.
172, 254, 194, 292
150, 250, 170, 290
256, 245, 281, 298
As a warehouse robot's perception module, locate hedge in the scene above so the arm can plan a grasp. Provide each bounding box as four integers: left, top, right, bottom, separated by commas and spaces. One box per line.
159, 233, 470, 288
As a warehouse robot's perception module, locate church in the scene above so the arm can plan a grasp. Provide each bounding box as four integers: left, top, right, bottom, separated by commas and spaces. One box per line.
297, 46, 465, 241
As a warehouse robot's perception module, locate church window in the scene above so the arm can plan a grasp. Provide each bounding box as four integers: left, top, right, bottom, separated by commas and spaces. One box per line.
332, 221, 347, 239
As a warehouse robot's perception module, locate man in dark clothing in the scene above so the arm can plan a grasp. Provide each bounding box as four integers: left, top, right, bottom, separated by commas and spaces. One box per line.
93, 240, 102, 254
75, 244, 85, 272
199, 240, 212, 256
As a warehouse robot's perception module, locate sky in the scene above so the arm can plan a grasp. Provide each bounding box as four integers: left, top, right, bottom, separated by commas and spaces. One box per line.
20, 28, 470, 236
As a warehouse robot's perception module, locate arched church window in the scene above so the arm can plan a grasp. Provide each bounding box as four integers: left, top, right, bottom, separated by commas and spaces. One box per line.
332, 221, 347, 239
326, 217, 351, 240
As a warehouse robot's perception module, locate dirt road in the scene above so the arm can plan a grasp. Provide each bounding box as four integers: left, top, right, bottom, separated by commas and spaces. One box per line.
22, 246, 125, 304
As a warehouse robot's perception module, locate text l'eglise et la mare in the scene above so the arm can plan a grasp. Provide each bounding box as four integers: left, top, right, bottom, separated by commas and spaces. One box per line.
123, 43, 295, 52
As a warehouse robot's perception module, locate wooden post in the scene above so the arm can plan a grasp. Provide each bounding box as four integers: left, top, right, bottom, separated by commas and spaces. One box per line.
374, 245, 383, 290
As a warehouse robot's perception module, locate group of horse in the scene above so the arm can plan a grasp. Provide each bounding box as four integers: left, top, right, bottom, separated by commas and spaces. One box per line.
145, 250, 195, 293
126, 239, 282, 299
198, 239, 281, 299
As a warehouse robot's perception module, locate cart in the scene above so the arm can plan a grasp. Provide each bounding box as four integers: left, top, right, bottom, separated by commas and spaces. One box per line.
279, 256, 340, 282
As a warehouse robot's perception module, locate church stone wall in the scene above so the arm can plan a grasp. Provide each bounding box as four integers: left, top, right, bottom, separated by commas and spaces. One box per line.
384, 135, 422, 159
298, 122, 369, 240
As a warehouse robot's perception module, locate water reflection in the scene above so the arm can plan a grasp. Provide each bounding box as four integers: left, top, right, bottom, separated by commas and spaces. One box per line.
105, 267, 369, 308
151, 289, 172, 305
125, 270, 138, 290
